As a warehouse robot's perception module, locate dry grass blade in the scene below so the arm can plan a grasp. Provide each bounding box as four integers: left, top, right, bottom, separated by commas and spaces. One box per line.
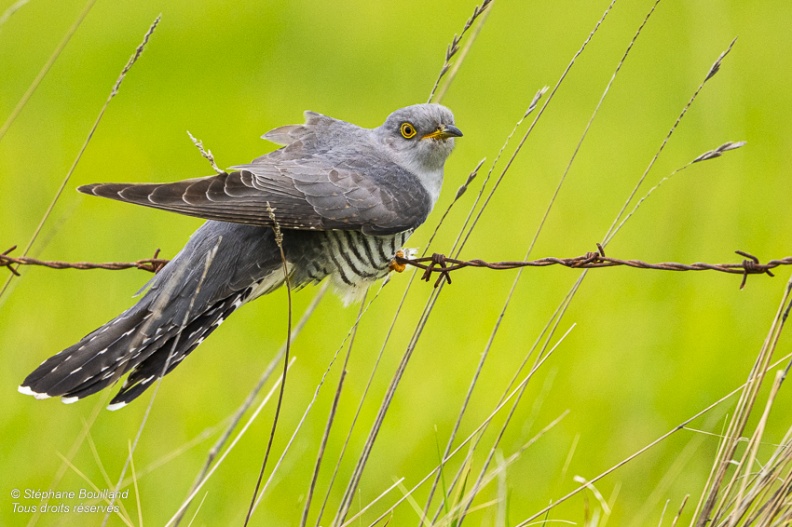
0, 0, 97, 142
692, 141, 746, 163
333, 269, 479, 521
415, 87, 549, 518
25, 392, 114, 525
314, 290, 391, 524
327, 111, 490, 527
671, 496, 690, 527
101, 239, 220, 527
121, 418, 226, 486
0, 12, 160, 302
345, 329, 572, 527
128, 442, 144, 527
243, 204, 292, 527
249, 289, 373, 519
450, 86, 546, 262
0, 0, 30, 31
514, 346, 792, 525
301, 369, 347, 527
437, 413, 569, 526
628, 415, 716, 527
325, 135, 488, 526
691, 278, 792, 526
601, 37, 738, 247
419, 157, 485, 253
424, 7, 696, 497
515, 387, 742, 525
332, 288, 440, 524
609, 141, 746, 242
172, 283, 329, 526
724, 371, 787, 525
338, 478, 405, 527
457, 0, 617, 256
5, 15, 166, 526
187, 131, 224, 175
248, 234, 392, 522
526, 0, 663, 264
449, 313, 574, 524
319, 6, 502, 517
300, 296, 365, 527
344, 5, 619, 521
450, 35, 745, 523
427, 0, 494, 103
55, 453, 136, 527
164, 357, 296, 526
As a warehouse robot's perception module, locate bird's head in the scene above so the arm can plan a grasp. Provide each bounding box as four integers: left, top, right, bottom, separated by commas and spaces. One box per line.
376, 103, 462, 174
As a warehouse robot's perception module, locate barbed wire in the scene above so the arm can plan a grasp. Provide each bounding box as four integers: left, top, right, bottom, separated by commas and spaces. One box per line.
396, 245, 781, 289
0, 245, 169, 275
2, 243, 785, 290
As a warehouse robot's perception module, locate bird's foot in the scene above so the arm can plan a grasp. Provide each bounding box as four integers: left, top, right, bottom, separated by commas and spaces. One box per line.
389, 248, 417, 273
390, 250, 408, 273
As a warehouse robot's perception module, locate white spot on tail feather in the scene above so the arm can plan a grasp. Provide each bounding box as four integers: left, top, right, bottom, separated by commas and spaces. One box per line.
18, 385, 50, 399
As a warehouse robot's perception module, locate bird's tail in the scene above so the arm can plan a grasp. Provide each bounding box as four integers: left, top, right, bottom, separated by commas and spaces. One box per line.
19, 290, 247, 410
19, 221, 284, 409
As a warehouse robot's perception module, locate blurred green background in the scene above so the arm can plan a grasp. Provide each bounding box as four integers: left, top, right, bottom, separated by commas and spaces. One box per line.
2, 0, 791, 525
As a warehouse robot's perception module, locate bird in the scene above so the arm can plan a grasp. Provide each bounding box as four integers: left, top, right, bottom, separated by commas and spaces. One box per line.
18, 103, 462, 410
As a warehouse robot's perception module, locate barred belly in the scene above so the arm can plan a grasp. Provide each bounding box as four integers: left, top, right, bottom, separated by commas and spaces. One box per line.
310, 229, 411, 303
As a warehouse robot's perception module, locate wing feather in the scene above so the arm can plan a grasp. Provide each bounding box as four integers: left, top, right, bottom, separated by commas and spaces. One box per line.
79, 113, 432, 234
79, 165, 429, 235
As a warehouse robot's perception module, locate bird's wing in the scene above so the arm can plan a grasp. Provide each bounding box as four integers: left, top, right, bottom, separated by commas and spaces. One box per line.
256, 111, 336, 148
79, 156, 431, 235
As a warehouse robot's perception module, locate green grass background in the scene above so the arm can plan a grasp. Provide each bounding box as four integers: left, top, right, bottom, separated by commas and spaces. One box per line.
1, 0, 791, 525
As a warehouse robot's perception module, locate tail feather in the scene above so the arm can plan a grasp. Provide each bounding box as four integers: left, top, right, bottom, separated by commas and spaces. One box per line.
21, 289, 250, 408
19, 221, 284, 409
107, 291, 247, 409
20, 308, 151, 398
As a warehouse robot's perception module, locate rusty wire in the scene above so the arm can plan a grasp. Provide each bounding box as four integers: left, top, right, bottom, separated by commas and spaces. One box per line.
1, 244, 786, 290
0, 245, 169, 276
395, 246, 782, 289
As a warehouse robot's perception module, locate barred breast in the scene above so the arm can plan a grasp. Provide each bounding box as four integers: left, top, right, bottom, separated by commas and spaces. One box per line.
275, 229, 412, 304
320, 230, 411, 303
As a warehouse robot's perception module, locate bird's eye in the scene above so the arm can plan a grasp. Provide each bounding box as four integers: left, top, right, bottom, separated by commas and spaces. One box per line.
400, 122, 417, 139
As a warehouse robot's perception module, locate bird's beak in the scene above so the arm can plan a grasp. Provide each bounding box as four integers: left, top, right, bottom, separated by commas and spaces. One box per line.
422, 124, 463, 141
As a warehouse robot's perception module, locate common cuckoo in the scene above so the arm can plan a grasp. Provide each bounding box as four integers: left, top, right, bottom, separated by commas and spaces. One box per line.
19, 103, 462, 409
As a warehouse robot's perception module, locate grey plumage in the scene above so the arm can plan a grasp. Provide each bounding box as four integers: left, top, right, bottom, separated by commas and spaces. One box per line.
19, 103, 461, 409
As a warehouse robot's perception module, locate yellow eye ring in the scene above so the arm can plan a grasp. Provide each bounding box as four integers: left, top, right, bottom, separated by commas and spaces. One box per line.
400, 122, 417, 139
